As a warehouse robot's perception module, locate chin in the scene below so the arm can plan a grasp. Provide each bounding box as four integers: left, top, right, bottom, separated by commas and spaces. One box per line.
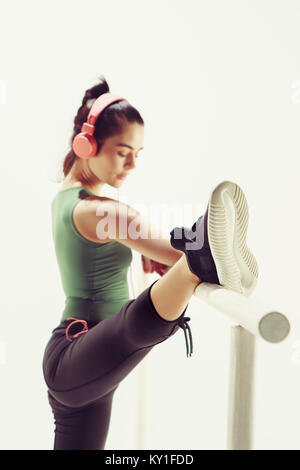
110, 180, 122, 188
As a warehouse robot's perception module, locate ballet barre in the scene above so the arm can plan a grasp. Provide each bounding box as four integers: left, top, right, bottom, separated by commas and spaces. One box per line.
194, 282, 290, 450
194, 283, 290, 344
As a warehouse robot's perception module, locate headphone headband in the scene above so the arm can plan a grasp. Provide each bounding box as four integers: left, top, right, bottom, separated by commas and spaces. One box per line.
72, 92, 126, 159
86, 92, 126, 126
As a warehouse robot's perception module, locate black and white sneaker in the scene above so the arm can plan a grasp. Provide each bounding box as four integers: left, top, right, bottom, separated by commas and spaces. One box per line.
170, 181, 258, 295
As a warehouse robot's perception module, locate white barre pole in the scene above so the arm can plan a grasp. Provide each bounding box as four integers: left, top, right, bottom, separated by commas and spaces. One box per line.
194, 283, 290, 343
226, 325, 256, 450
194, 282, 290, 450
132, 267, 151, 450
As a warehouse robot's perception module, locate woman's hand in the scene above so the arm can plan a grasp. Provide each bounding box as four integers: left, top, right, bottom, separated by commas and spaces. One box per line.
141, 254, 170, 276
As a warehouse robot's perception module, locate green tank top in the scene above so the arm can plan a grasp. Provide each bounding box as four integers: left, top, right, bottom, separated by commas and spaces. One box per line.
51, 186, 133, 323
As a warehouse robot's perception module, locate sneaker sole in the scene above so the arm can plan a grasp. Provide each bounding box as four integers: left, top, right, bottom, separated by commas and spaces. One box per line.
207, 181, 259, 295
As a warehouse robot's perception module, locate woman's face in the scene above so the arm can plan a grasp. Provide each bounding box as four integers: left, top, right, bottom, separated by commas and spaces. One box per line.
88, 122, 145, 187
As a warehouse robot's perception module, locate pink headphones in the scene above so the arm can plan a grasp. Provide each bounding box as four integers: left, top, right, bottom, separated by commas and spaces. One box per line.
72, 92, 126, 159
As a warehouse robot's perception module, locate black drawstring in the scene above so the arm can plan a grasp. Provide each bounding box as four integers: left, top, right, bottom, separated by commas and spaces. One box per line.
177, 316, 193, 358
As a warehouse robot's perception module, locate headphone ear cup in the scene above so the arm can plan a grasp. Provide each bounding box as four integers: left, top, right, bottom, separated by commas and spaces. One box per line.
72, 133, 98, 159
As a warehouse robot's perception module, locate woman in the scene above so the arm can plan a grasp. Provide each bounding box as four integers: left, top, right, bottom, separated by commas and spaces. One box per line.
42, 75, 258, 450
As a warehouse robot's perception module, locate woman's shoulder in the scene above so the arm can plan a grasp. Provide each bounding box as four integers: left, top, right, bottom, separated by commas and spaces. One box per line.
72, 193, 121, 244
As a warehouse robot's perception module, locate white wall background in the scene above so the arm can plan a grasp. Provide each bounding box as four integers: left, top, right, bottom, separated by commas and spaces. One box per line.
0, 0, 299, 450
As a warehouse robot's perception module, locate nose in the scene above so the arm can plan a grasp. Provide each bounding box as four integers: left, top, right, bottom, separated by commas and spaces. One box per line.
125, 154, 137, 170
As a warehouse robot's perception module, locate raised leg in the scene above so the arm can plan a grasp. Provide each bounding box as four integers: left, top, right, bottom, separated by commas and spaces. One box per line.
150, 254, 201, 322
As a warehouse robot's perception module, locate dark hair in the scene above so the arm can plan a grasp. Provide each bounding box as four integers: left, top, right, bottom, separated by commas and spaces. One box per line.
61, 75, 144, 186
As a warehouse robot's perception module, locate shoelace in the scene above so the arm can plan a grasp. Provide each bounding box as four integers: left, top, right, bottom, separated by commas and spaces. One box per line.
177, 316, 193, 358
65, 317, 89, 342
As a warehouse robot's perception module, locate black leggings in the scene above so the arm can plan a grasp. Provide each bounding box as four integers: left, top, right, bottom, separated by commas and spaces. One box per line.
42, 280, 192, 450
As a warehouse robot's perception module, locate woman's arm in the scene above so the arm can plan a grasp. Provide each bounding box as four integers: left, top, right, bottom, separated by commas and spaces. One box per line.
74, 196, 184, 266
140, 237, 184, 267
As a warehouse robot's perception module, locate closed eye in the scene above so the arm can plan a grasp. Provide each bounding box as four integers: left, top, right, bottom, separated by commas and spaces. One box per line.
118, 152, 139, 158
